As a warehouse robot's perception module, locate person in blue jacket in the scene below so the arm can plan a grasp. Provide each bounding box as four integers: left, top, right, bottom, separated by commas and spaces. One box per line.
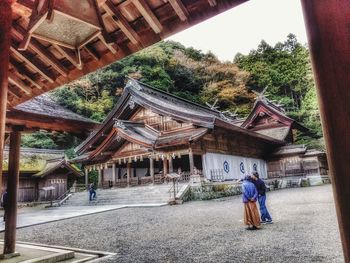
242, 176, 261, 230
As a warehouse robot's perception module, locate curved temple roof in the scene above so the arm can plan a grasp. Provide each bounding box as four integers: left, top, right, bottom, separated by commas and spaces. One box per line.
74, 79, 286, 163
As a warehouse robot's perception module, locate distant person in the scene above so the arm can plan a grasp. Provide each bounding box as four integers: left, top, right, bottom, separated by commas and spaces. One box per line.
1, 189, 8, 222
241, 176, 261, 230
88, 183, 96, 201
251, 172, 273, 224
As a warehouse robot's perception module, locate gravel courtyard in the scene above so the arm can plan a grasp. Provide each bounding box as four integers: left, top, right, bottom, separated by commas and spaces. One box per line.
4, 184, 344, 263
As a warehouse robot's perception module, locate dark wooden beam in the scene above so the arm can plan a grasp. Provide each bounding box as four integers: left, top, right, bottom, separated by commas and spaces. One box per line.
16, 0, 33, 9
3, 126, 22, 256
53, 44, 83, 70
0, 0, 12, 197
301, 1, 350, 262
104, 0, 142, 45
10, 58, 44, 90
10, 44, 55, 83
208, 0, 217, 7
132, 0, 163, 33
8, 72, 32, 95
168, 0, 189, 21
84, 44, 101, 61
6, 110, 98, 134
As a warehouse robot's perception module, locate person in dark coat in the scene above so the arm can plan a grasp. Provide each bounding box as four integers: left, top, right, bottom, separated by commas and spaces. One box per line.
88, 183, 96, 201
1, 189, 8, 222
251, 172, 273, 224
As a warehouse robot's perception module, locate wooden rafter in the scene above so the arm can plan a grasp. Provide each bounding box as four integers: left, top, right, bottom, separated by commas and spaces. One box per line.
10, 45, 55, 83
52, 44, 83, 70
10, 58, 44, 90
8, 72, 32, 95
132, 0, 163, 34
8, 88, 22, 99
98, 34, 117, 54
104, 0, 142, 45
208, 0, 217, 7
84, 44, 100, 61
168, 0, 189, 21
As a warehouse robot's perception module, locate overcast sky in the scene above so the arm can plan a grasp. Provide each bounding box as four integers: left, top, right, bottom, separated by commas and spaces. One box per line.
167, 0, 308, 61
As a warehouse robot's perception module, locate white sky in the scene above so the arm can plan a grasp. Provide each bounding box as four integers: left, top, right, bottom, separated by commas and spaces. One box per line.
168, 0, 308, 61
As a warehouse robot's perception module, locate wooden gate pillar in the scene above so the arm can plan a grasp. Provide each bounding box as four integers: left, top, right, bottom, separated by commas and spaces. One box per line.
189, 149, 194, 175
168, 156, 173, 173
97, 168, 102, 188
163, 156, 168, 176
301, 1, 350, 261
112, 163, 116, 185
149, 157, 154, 183
127, 162, 131, 186
0, 0, 12, 194
3, 127, 22, 257
84, 168, 89, 189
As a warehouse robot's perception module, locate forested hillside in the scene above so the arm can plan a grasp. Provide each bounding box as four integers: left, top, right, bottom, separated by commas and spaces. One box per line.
22, 34, 324, 150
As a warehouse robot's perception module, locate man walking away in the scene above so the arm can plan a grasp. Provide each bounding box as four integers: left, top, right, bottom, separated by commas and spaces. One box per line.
241, 176, 261, 230
88, 183, 96, 201
251, 172, 273, 224
1, 189, 8, 222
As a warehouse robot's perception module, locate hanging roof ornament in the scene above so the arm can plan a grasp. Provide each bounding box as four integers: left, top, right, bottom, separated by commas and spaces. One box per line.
18, 0, 112, 69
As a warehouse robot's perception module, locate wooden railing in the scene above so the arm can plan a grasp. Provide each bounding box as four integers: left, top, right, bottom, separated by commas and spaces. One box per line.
210, 169, 224, 181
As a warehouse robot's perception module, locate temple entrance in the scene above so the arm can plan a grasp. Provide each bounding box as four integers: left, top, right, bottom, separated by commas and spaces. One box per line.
97, 153, 203, 188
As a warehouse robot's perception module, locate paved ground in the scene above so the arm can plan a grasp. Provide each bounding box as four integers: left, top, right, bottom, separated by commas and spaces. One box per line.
0, 185, 344, 263
0, 203, 167, 232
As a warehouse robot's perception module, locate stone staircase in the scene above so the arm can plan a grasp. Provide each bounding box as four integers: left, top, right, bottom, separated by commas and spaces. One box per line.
64, 184, 182, 206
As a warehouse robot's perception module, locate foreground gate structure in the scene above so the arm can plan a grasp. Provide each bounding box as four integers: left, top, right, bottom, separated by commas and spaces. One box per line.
0, 0, 349, 261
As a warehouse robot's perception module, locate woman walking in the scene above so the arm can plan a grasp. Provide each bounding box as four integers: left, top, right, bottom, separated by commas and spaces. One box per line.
242, 176, 261, 230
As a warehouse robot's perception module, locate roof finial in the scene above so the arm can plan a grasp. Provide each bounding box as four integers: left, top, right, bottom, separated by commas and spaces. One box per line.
252, 86, 269, 101
125, 77, 143, 91
205, 98, 219, 110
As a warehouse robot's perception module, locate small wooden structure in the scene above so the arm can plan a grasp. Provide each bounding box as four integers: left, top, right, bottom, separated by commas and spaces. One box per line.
1, 147, 82, 202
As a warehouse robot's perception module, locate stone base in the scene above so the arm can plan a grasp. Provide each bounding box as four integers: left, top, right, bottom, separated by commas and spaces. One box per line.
0, 252, 21, 259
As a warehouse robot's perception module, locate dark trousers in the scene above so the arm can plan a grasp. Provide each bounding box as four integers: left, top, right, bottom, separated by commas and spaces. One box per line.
89, 190, 96, 201
258, 195, 272, 222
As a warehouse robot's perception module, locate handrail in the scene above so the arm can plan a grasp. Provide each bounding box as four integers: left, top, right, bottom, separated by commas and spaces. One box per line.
168, 178, 180, 200
50, 188, 73, 207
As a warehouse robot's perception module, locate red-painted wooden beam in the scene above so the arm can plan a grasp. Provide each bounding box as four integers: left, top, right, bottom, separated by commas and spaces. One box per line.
301, 1, 350, 262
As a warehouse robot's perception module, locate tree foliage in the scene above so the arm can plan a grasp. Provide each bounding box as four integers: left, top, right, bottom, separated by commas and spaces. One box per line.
235, 34, 323, 148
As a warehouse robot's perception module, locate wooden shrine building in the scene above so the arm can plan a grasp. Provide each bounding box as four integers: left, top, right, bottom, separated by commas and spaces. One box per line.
74, 79, 326, 188
2, 147, 82, 202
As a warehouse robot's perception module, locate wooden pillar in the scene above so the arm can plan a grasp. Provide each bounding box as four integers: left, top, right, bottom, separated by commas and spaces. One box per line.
0, 0, 12, 194
301, 1, 350, 261
3, 127, 21, 257
84, 168, 89, 189
169, 156, 173, 173
97, 168, 102, 188
149, 157, 154, 183
163, 156, 168, 176
127, 162, 131, 186
189, 149, 194, 175
112, 163, 116, 185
